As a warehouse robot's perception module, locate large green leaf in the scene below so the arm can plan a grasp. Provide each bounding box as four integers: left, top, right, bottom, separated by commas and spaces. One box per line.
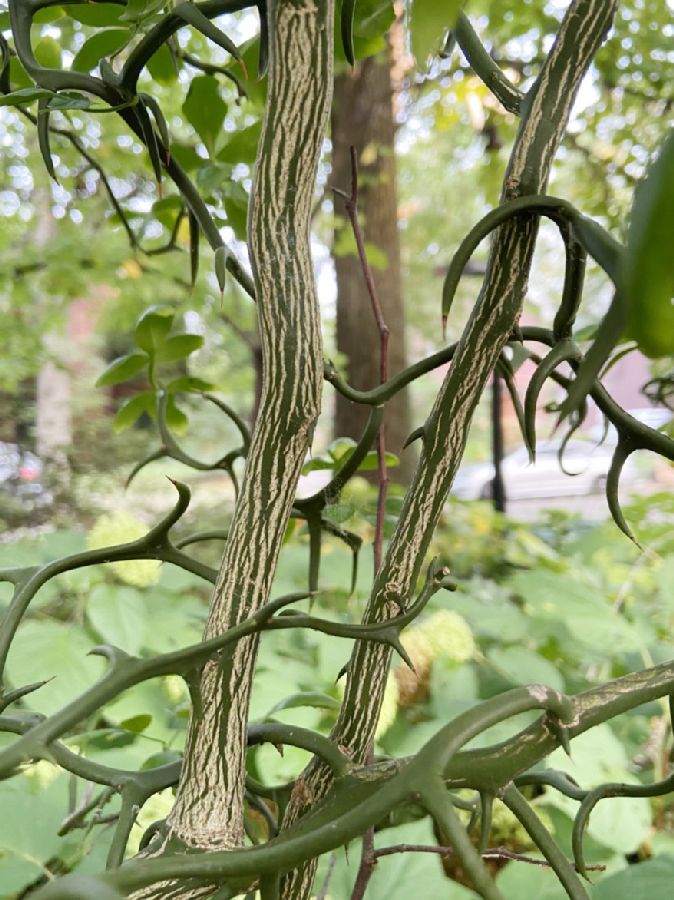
496, 858, 568, 899
182, 76, 227, 156
593, 856, 674, 899
0, 771, 72, 894
314, 819, 477, 899
623, 130, 674, 357
487, 646, 565, 692
86, 584, 148, 656
508, 570, 644, 656
5, 621, 102, 714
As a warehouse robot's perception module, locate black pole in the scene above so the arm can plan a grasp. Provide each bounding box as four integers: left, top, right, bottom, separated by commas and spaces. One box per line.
491, 369, 506, 513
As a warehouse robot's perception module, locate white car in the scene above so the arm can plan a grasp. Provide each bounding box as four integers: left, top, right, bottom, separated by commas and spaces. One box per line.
450, 439, 637, 501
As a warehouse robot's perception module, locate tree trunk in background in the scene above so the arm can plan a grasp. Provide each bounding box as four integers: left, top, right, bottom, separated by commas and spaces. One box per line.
332, 42, 412, 481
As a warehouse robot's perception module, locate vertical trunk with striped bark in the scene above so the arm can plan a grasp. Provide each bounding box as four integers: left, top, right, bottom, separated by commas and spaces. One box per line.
280, 2, 618, 897
144, 0, 334, 881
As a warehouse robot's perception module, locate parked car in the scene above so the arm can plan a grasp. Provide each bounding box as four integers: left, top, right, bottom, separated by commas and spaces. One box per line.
450, 439, 638, 501
0, 442, 52, 509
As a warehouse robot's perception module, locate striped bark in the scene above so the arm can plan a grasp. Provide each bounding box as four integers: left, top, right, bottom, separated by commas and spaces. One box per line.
164, 0, 334, 856
280, 2, 617, 897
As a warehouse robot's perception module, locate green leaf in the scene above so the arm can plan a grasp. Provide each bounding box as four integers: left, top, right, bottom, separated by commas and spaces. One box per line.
141, 749, 183, 770
86, 584, 148, 655
0, 87, 55, 107
623, 131, 674, 358
358, 450, 400, 471
114, 391, 155, 432
486, 646, 565, 693
152, 196, 183, 230
47, 91, 93, 111
165, 395, 189, 434
96, 352, 148, 387
72, 29, 131, 73
34, 37, 62, 69
593, 856, 674, 900
217, 121, 261, 166
134, 304, 175, 353
119, 0, 165, 24
166, 375, 216, 393
148, 42, 179, 85
155, 334, 204, 363
409, 0, 461, 67
64, 3, 125, 26
182, 75, 227, 156
5, 621, 102, 715
120, 714, 153, 733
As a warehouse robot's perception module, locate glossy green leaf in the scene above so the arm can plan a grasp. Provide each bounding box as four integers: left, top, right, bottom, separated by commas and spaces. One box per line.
96, 352, 148, 387
623, 131, 674, 357
134, 304, 175, 353
113, 391, 155, 432
410, 0, 461, 67
182, 75, 227, 156
155, 334, 204, 363
72, 29, 131, 73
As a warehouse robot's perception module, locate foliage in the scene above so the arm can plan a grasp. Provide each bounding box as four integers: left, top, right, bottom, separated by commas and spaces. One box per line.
0, 2, 673, 900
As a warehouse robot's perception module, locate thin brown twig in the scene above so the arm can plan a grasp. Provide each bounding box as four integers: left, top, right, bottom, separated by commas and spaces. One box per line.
372, 842, 607, 872
332, 145, 390, 573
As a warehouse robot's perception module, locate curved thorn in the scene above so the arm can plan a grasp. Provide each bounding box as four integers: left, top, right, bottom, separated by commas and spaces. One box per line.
188, 209, 199, 289
37, 97, 57, 182
442, 195, 573, 324
496, 354, 532, 462
257, 1, 269, 77
606, 437, 641, 546
125, 447, 168, 488
175, 2, 245, 75
524, 339, 578, 458
341, 0, 357, 66
403, 425, 425, 450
